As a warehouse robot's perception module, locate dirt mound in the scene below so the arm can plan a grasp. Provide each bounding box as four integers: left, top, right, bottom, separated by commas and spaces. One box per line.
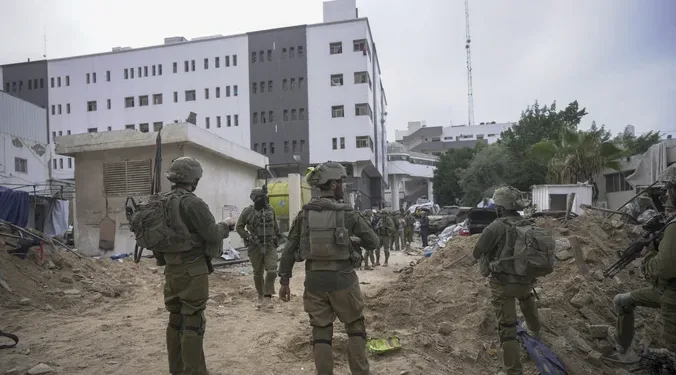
367, 215, 662, 375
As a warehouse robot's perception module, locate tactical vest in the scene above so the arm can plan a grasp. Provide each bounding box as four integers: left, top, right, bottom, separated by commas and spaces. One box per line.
249, 206, 276, 243
298, 198, 352, 271
375, 217, 389, 235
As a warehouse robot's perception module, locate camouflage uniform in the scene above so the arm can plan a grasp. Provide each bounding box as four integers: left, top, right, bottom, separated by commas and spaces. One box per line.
404, 212, 414, 246
472, 187, 541, 375
391, 213, 401, 251
614, 184, 676, 354
375, 212, 394, 266
236, 187, 281, 309
162, 157, 231, 375
278, 162, 379, 375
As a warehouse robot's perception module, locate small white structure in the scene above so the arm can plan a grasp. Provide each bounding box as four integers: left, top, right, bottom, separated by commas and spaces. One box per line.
531, 184, 593, 215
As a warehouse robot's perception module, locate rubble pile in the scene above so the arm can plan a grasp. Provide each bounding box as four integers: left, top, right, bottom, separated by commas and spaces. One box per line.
366, 214, 663, 375
0, 236, 142, 311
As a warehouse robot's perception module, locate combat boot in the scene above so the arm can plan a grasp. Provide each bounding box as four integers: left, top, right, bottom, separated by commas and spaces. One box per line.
256, 296, 264, 309
263, 295, 274, 309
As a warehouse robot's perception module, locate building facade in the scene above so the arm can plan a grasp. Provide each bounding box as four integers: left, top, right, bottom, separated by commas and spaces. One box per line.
0, 0, 388, 207
384, 142, 438, 211
395, 120, 514, 155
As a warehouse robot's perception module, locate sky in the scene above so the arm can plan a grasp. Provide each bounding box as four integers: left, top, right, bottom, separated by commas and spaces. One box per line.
1, 0, 675, 141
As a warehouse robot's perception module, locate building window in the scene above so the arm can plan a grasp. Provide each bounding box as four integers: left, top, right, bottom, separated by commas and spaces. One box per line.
58, 104, 62, 114
259, 81, 265, 93
205, 117, 210, 129
204, 58, 209, 69
204, 88, 210, 100
40, 78, 44, 88
215, 57, 220, 68
299, 77, 304, 88
300, 140, 306, 152
290, 78, 296, 90
172, 62, 177, 73
107, 99, 111, 109
152, 122, 163, 132
253, 143, 259, 152
289, 47, 295, 58
139, 123, 149, 133
356, 136, 373, 150
125, 97, 135, 108
217, 116, 222, 128
283, 79, 288, 91
270, 142, 275, 154
103, 159, 152, 196
298, 46, 304, 58
152, 65, 156, 76
185, 90, 196, 101
268, 111, 274, 123
139, 95, 149, 106
67, 130, 71, 135
353, 39, 367, 52
330, 42, 343, 54
106, 70, 111, 81
191, 60, 195, 71
86, 73, 91, 84
331, 74, 343, 86
251, 51, 257, 63
93, 72, 97, 83
51, 105, 55, 115
340, 137, 345, 149
225, 56, 230, 67
333, 138, 337, 150
299, 108, 306, 120
59, 158, 63, 169
14, 157, 28, 173
143, 66, 148, 77
252, 82, 257, 94
233, 85, 238, 96
67, 103, 71, 113
215, 87, 221, 98
355, 103, 372, 118
107, 126, 112, 131
234, 114, 238, 126
87, 100, 97, 112
226, 86, 231, 97
125, 124, 135, 130
227, 115, 231, 127
605, 170, 635, 193
57, 77, 61, 87
261, 111, 267, 123
88, 127, 98, 133
66, 76, 70, 86
124, 69, 129, 79
150, 94, 162, 105
50, 77, 54, 88
284, 141, 289, 153
158, 64, 163, 75
68, 158, 72, 168
283, 110, 289, 121
281, 48, 287, 59
332, 105, 345, 118
259, 50, 264, 62
173, 92, 178, 103
184, 61, 189, 72
252, 113, 259, 124
268, 80, 273, 92
354, 71, 371, 86
292, 140, 297, 153
267, 50, 272, 61
291, 109, 297, 121
233, 54, 237, 66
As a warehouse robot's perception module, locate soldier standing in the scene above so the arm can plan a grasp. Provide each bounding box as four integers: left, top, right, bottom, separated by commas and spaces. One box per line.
236, 187, 282, 309
404, 211, 414, 248
162, 157, 235, 375
612, 177, 676, 359
390, 212, 401, 251
375, 211, 394, 267
278, 162, 379, 375
472, 186, 542, 375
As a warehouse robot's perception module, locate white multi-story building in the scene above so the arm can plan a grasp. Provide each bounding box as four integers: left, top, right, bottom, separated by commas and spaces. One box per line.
0, 0, 388, 208
396, 120, 514, 155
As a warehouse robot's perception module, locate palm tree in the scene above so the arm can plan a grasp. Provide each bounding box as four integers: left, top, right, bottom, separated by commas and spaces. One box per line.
531, 128, 624, 184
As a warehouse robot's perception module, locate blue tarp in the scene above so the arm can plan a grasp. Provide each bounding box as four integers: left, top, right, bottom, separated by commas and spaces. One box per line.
0, 186, 30, 227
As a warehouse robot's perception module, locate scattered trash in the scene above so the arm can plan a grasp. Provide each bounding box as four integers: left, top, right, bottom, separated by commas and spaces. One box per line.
366, 336, 402, 355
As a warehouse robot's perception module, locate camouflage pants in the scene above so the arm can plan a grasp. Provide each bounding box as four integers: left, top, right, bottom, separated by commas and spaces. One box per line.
164, 260, 210, 375
616, 287, 676, 351
404, 230, 413, 245
391, 231, 402, 251
490, 280, 541, 375
303, 283, 369, 375
248, 243, 278, 297
376, 235, 390, 264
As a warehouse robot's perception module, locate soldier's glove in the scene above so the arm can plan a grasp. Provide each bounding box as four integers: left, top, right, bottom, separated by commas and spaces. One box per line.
279, 277, 291, 302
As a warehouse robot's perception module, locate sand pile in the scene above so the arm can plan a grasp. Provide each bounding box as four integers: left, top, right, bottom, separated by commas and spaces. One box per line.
366, 214, 663, 375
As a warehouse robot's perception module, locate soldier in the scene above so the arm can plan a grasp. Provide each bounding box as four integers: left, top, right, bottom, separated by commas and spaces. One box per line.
162, 157, 235, 375
278, 162, 379, 375
419, 210, 430, 247
472, 186, 542, 375
236, 187, 282, 309
391, 212, 401, 251
404, 211, 414, 248
612, 177, 676, 359
375, 211, 394, 267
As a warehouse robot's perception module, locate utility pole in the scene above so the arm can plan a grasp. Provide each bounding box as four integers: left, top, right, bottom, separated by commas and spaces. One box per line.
465, 0, 475, 126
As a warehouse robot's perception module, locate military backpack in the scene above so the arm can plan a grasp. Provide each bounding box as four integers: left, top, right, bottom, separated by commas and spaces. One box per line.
297, 199, 354, 270
492, 218, 556, 278
127, 191, 195, 253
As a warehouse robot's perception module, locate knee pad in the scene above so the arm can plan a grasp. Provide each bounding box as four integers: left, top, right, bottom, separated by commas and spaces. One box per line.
346, 317, 367, 340
183, 312, 206, 335
312, 324, 334, 346
168, 312, 183, 331
266, 270, 277, 280
498, 321, 517, 343
614, 293, 635, 315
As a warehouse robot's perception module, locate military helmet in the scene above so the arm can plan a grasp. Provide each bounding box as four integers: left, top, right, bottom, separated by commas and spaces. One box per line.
492, 186, 523, 210
306, 162, 347, 187
250, 187, 266, 201
166, 157, 203, 183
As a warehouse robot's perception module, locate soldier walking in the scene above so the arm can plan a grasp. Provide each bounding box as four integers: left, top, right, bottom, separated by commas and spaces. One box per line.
374, 211, 394, 267
278, 162, 379, 375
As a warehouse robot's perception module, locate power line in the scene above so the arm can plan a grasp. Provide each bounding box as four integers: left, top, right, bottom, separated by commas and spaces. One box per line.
465, 0, 475, 126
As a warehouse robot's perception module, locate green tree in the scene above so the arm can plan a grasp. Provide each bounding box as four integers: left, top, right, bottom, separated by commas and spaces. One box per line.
457, 143, 518, 205
613, 130, 662, 155
432, 147, 476, 205
531, 128, 624, 184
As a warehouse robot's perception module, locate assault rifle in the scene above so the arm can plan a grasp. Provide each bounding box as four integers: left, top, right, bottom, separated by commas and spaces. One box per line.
603, 212, 676, 278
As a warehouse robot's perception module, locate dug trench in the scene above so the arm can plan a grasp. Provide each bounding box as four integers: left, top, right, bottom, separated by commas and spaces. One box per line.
0, 214, 664, 374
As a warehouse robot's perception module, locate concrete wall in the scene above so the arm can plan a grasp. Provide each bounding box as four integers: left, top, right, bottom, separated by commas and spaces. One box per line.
73, 143, 257, 256
247, 26, 309, 166
531, 185, 593, 215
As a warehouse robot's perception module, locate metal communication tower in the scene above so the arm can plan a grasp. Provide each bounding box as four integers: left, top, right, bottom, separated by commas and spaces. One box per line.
464, 0, 475, 126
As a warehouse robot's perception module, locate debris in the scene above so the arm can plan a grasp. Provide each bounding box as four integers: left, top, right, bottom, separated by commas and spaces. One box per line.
570, 291, 591, 309
4, 368, 22, 375
555, 237, 571, 251
19, 297, 31, 306
587, 350, 603, 367
555, 250, 574, 261
592, 270, 605, 281
60, 275, 74, 283
586, 324, 610, 339
27, 363, 54, 375
438, 322, 453, 336
63, 289, 81, 296
579, 306, 604, 325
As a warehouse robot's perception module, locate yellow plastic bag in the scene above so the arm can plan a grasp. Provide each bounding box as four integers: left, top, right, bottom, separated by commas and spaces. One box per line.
366, 336, 401, 355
